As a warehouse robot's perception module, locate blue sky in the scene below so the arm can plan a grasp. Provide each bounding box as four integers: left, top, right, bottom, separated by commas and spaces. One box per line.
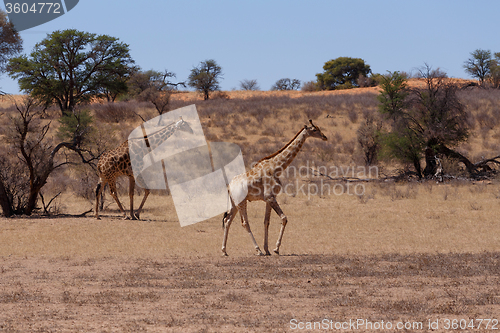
1, 0, 499, 94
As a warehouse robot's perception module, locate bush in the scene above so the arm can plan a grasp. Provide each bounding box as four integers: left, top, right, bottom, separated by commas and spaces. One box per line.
70, 165, 99, 200
347, 109, 359, 123
271, 78, 301, 91
212, 91, 230, 99
301, 80, 319, 92
93, 101, 138, 123
357, 115, 382, 165
357, 73, 383, 87
58, 108, 94, 147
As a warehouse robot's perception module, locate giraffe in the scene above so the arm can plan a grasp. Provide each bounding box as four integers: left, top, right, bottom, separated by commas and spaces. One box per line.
222, 120, 327, 256
94, 117, 193, 220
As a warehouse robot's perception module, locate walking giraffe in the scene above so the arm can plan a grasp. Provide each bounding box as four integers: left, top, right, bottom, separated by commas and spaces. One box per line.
222, 120, 327, 256
94, 117, 193, 219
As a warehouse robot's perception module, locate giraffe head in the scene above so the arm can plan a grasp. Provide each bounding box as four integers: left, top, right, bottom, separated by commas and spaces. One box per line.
304, 119, 327, 141
175, 117, 194, 134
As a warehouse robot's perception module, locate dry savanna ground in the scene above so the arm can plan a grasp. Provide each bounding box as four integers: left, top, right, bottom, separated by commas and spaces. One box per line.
1, 85, 500, 332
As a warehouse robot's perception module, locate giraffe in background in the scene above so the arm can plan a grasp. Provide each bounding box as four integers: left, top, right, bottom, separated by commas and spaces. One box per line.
95, 118, 193, 219
222, 120, 327, 256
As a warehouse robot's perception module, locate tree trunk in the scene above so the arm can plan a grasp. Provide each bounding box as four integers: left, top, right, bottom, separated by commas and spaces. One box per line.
423, 146, 437, 177
25, 176, 50, 215
22, 144, 62, 215
26, 187, 39, 215
412, 158, 422, 179
436, 144, 475, 175
0, 179, 13, 217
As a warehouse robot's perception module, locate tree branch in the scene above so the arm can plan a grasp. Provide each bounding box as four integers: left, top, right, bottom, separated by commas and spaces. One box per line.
474, 155, 500, 168
50, 142, 98, 170
308, 168, 373, 182
39, 191, 61, 215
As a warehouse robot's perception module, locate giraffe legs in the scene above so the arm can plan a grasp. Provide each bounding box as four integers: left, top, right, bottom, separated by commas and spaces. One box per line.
108, 181, 128, 219
268, 197, 287, 255
222, 201, 264, 256
134, 188, 150, 219
263, 202, 272, 255
239, 201, 264, 256
221, 205, 237, 256
95, 176, 150, 220
94, 179, 105, 219
127, 176, 150, 220
128, 176, 136, 220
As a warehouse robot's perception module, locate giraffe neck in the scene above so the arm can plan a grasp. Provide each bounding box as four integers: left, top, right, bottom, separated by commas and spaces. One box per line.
269, 128, 308, 171
139, 121, 179, 150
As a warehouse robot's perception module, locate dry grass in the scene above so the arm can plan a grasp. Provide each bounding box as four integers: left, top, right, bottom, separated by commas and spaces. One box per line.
1, 182, 500, 331
2, 181, 500, 257
1, 84, 500, 331
0, 250, 498, 331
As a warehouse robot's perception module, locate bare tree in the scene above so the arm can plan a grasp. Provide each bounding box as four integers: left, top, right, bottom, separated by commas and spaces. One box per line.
240, 79, 260, 91
0, 96, 97, 216
357, 115, 382, 165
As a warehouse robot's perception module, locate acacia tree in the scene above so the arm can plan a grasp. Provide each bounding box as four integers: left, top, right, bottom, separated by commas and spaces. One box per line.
128, 69, 185, 115
0, 9, 22, 93
316, 57, 371, 90
271, 78, 301, 91
7, 29, 134, 113
377, 72, 422, 174
188, 59, 223, 100
379, 66, 473, 178
464, 49, 492, 86
98, 73, 129, 102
